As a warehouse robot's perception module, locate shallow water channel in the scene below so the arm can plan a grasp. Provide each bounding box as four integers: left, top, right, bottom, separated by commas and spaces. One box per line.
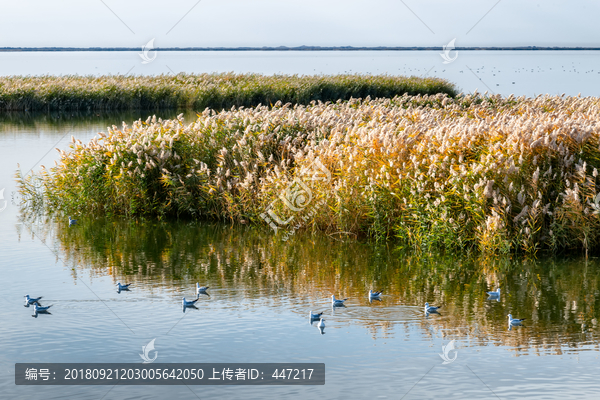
1, 112, 599, 399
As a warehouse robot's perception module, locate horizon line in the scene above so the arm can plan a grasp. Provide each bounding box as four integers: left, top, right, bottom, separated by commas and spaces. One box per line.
1, 45, 600, 52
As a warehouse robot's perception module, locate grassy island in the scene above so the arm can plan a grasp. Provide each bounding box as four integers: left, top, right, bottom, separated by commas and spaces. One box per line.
0, 73, 456, 112
18, 92, 600, 254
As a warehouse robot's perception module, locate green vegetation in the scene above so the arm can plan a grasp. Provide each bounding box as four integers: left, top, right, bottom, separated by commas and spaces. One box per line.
17, 92, 600, 254
0, 73, 456, 112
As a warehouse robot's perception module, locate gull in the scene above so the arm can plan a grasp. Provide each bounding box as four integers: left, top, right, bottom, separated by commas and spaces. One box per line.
24, 295, 42, 305
68, 217, 77, 227
486, 288, 501, 297
117, 282, 132, 290
317, 318, 326, 335
369, 290, 383, 299
32, 310, 51, 318
331, 295, 348, 306
34, 303, 52, 312
182, 304, 198, 313
196, 283, 209, 295
508, 314, 525, 325
424, 302, 441, 313
310, 311, 324, 320
182, 297, 199, 307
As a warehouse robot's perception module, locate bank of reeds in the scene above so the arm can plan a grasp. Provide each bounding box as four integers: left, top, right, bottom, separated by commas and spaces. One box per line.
17, 93, 600, 254
0, 73, 456, 112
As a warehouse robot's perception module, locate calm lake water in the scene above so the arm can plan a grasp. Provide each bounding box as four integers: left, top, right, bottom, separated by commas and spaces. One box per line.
1, 50, 599, 97
1, 113, 600, 399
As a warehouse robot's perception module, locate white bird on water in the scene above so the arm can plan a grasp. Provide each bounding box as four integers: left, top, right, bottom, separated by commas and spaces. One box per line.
68, 217, 77, 227
369, 290, 383, 299
182, 297, 199, 307
424, 302, 442, 313
117, 282, 132, 290
32, 309, 51, 317
508, 314, 525, 325
486, 288, 501, 297
196, 283, 209, 295
24, 295, 42, 305
310, 311, 324, 320
331, 295, 348, 306
318, 318, 325, 328
34, 303, 52, 312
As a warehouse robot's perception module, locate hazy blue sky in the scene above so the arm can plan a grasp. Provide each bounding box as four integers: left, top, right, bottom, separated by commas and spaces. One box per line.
1, 0, 598, 48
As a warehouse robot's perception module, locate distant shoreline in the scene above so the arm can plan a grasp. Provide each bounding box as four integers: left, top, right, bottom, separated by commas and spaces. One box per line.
1, 46, 600, 52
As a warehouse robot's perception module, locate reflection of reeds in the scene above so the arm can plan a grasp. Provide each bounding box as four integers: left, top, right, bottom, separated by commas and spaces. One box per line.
18, 93, 600, 253
0, 74, 456, 112
0, 109, 198, 134
20, 216, 600, 354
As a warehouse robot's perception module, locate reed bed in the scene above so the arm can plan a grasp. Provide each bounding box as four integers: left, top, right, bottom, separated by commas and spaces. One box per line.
0, 73, 456, 112
17, 93, 600, 254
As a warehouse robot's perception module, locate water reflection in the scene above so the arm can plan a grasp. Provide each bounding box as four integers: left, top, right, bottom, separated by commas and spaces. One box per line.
425, 310, 441, 318
17, 214, 600, 355
0, 109, 198, 136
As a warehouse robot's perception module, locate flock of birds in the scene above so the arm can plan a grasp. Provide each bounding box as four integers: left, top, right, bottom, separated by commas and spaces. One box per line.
26, 218, 527, 331
25, 283, 524, 331
309, 288, 525, 334
23, 295, 52, 318
118, 282, 210, 312
181, 283, 210, 310
23, 282, 208, 316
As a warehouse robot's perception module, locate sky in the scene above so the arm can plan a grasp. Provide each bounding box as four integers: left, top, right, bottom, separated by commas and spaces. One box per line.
0, 0, 598, 48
